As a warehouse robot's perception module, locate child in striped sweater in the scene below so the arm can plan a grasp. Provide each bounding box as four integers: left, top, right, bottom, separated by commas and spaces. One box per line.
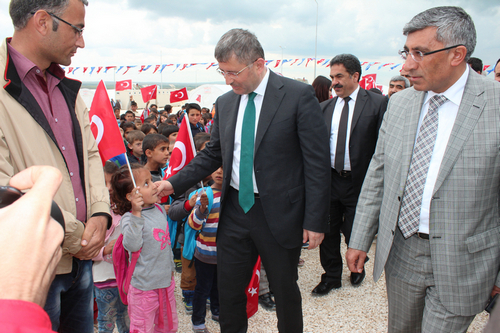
188, 167, 223, 333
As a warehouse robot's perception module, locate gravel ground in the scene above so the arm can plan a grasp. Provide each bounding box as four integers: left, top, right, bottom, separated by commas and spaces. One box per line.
103, 237, 490, 332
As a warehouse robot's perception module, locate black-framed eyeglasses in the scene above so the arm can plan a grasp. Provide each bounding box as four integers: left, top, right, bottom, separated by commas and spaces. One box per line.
398, 44, 464, 62
31, 10, 84, 38
217, 59, 259, 78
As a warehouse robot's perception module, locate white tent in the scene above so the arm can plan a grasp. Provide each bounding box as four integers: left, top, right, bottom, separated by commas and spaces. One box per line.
188, 84, 232, 108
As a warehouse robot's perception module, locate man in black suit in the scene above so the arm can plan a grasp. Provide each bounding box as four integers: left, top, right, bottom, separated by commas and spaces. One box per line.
311, 54, 387, 296
157, 29, 330, 333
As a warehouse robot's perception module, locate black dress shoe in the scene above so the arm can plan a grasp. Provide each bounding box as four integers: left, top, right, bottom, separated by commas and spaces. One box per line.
311, 281, 341, 296
350, 256, 369, 287
258, 293, 276, 311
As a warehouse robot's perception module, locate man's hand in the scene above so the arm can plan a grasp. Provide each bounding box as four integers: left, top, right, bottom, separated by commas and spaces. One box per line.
303, 229, 324, 249
73, 215, 107, 260
491, 285, 500, 298
0, 166, 64, 306
156, 180, 174, 199
346, 248, 367, 274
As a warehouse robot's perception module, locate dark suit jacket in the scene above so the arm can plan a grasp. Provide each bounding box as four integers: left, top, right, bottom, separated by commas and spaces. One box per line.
321, 88, 387, 194
169, 71, 331, 249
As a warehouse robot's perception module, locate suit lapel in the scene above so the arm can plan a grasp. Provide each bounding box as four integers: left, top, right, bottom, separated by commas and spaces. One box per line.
400, 90, 426, 190
350, 88, 367, 134
433, 72, 485, 194
323, 97, 338, 133
223, 93, 241, 159
255, 72, 285, 153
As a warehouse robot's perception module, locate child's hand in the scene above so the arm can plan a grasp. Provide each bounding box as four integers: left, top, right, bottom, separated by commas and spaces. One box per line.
189, 195, 197, 209
199, 193, 208, 213
103, 239, 117, 256
130, 187, 144, 216
164, 204, 170, 214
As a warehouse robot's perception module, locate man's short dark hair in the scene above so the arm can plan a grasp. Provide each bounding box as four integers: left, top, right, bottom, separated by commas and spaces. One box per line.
215, 28, 265, 64
9, 0, 88, 30
186, 103, 201, 113
467, 57, 483, 74
142, 134, 169, 153
329, 54, 362, 82
194, 133, 211, 151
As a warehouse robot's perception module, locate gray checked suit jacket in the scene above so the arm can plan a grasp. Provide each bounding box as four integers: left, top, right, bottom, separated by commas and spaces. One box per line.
349, 69, 500, 316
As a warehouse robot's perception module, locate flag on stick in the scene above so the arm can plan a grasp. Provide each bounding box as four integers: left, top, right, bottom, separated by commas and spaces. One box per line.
170, 87, 189, 103
246, 256, 261, 318
140, 85, 157, 103
89, 81, 126, 165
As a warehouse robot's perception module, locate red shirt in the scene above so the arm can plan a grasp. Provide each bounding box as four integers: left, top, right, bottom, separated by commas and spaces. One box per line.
0, 299, 55, 333
7, 41, 86, 222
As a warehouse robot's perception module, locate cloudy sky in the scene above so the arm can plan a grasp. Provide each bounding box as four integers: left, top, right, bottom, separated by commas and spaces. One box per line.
1, 0, 499, 87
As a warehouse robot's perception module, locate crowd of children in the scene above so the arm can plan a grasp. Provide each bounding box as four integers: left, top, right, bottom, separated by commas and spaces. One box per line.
92, 102, 227, 333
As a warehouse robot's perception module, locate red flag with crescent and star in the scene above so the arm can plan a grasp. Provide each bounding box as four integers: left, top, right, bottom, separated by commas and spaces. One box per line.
163, 115, 196, 180
89, 81, 126, 165
170, 87, 189, 103
246, 256, 261, 318
115, 79, 132, 91
140, 85, 157, 103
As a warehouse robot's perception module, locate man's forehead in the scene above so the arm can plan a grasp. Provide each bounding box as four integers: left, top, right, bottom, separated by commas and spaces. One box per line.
330, 64, 347, 75
404, 27, 440, 50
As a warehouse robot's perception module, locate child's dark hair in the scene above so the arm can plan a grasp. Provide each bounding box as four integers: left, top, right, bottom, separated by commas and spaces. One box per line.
141, 123, 157, 135
104, 161, 119, 175
186, 103, 201, 113
162, 125, 179, 139
143, 134, 169, 154
194, 132, 211, 151
127, 130, 146, 144
124, 110, 135, 117
111, 164, 143, 215
120, 121, 137, 131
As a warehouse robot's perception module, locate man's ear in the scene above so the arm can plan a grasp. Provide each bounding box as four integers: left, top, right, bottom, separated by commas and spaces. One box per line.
450, 45, 467, 67
32, 10, 52, 36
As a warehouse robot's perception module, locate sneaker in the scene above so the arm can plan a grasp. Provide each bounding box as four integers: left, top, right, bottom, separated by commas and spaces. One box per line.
182, 290, 194, 314
174, 259, 182, 273
302, 241, 309, 249
258, 292, 276, 311
212, 314, 219, 322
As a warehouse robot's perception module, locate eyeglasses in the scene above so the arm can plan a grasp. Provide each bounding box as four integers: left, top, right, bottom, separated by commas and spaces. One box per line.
398, 44, 464, 62
36, 11, 84, 38
216, 59, 258, 78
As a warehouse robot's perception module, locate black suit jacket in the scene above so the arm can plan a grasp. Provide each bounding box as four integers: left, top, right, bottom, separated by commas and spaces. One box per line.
321, 88, 387, 194
169, 71, 331, 249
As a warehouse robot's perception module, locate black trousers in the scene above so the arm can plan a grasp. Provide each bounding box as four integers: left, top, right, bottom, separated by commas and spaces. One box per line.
217, 187, 302, 333
319, 169, 360, 283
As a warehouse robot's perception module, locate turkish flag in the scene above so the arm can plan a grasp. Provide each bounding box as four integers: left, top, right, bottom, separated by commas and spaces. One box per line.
246, 256, 261, 318
163, 116, 195, 180
89, 81, 126, 165
116, 79, 132, 91
170, 87, 189, 103
360, 74, 377, 90
140, 85, 157, 103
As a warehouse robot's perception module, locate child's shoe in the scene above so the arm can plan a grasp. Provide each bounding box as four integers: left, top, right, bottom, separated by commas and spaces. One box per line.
174, 258, 182, 273
182, 290, 195, 314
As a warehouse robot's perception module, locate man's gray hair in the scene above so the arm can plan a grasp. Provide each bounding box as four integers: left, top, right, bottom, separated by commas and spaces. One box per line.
9, 0, 88, 30
214, 28, 265, 65
403, 6, 476, 61
390, 75, 410, 88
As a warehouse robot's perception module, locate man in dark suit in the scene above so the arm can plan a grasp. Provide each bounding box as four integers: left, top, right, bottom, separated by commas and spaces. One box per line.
157, 28, 331, 333
312, 54, 387, 296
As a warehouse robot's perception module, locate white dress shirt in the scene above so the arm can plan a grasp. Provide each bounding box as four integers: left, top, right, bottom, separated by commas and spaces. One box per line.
230, 68, 270, 193
330, 86, 360, 171
418, 65, 469, 234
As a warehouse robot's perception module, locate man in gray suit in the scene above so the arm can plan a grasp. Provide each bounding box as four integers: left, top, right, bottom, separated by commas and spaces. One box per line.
346, 6, 500, 332
158, 29, 331, 333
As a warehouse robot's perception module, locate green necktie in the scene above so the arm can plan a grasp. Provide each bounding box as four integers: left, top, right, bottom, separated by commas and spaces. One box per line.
239, 92, 257, 213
